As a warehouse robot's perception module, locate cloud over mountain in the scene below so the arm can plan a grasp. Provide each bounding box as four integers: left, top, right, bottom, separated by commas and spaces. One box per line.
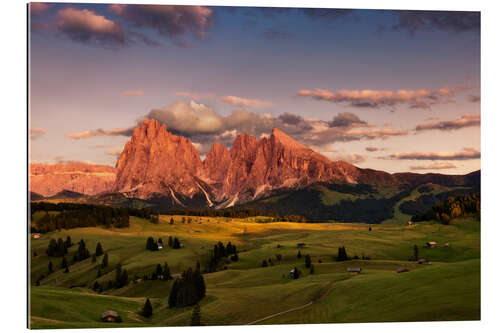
409, 162, 457, 171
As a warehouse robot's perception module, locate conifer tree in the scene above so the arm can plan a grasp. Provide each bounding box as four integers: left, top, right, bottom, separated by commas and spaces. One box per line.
101, 253, 109, 268
173, 237, 181, 249
170, 217, 174, 225
95, 242, 104, 256
91, 254, 97, 263
297, 250, 302, 259
65, 235, 72, 248
262, 260, 268, 267
163, 262, 172, 280
48, 261, 53, 274
141, 298, 153, 318
190, 303, 201, 326
305, 254, 312, 268
61, 256, 68, 270
413, 244, 419, 261
168, 236, 173, 247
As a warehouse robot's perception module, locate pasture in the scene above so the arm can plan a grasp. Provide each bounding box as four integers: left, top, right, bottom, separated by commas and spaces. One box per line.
29, 215, 480, 328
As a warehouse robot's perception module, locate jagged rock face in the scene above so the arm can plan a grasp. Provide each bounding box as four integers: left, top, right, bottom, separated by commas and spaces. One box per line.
202, 141, 231, 184
207, 128, 364, 203
31, 120, 477, 207
113, 119, 204, 201
29, 163, 116, 197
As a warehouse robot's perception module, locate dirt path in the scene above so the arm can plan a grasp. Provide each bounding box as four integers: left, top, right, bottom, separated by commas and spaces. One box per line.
246, 279, 339, 325
246, 301, 314, 325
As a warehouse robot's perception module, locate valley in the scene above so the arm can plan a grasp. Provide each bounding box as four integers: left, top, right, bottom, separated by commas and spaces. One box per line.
29, 214, 480, 328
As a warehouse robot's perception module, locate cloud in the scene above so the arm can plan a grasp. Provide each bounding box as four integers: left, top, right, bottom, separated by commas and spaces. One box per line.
72, 100, 410, 155
384, 148, 480, 161
392, 10, 480, 35
259, 28, 294, 40
415, 114, 480, 132
30, 128, 47, 140
329, 112, 369, 128
409, 162, 457, 171
365, 146, 386, 152
30, 3, 50, 15
55, 7, 125, 46
220, 96, 272, 108
66, 127, 134, 139
106, 147, 123, 156
121, 91, 144, 96
109, 4, 213, 42
468, 95, 480, 103
296, 86, 466, 109
175, 91, 215, 100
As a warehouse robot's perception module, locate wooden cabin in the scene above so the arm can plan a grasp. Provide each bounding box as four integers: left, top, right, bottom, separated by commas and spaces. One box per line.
101, 310, 121, 322
347, 267, 362, 275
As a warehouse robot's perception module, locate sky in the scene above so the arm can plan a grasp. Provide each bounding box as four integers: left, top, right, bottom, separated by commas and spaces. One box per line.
28, 2, 481, 174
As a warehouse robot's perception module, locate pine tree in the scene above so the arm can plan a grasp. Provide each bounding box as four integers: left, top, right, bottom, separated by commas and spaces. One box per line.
190, 303, 201, 326
61, 256, 68, 270
48, 261, 53, 274
101, 253, 108, 268
155, 264, 163, 278
305, 254, 312, 268
164, 262, 172, 280
262, 260, 268, 267
141, 298, 153, 318
173, 237, 181, 249
168, 280, 179, 308
97, 267, 102, 278
170, 218, 174, 225
168, 236, 173, 248
65, 236, 72, 248
310, 264, 315, 274
64, 266, 69, 273
95, 242, 104, 256
93, 281, 100, 292
413, 244, 419, 261
91, 254, 97, 263
297, 250, 302, 259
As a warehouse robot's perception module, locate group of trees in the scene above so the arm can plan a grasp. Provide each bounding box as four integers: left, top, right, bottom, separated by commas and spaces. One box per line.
168, 267, 206, 308
336, 246, 349, 261
206, 241, 238, 272
43, 239, 105, 279
31, 202, 161, 233
46, 236, 72, 257
142, 263, 173, 281
411, 194, 480, 224
146, 236, 181, 251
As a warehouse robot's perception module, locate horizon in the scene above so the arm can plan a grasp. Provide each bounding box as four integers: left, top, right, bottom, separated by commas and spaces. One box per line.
29, 3, 480, 175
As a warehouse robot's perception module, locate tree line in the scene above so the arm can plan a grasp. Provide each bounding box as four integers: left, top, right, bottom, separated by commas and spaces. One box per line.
31, 202, 160, 233
411, 193, 480, 224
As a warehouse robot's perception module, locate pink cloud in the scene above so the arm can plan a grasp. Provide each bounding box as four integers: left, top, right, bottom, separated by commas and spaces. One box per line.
30, 3, 50, 15
409, 162, 457, 171
296, 86, 467, 109
56, 7, 124, 45
66, 127, 133, 139
385, 148, 480, 161
220, 95, 272, 108
415, 113, 480, 132
30, 127, 47, 140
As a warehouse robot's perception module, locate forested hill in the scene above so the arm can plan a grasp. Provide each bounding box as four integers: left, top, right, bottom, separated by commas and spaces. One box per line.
411, 194, 480, 224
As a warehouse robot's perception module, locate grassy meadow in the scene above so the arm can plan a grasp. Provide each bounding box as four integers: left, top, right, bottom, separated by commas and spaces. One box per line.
29, 214, 480, 328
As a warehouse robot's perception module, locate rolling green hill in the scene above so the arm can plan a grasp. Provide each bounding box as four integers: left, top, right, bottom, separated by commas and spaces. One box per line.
29, 215, 480, 328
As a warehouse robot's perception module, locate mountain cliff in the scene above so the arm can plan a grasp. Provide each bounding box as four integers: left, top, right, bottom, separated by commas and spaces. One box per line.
29, 119, 480, 211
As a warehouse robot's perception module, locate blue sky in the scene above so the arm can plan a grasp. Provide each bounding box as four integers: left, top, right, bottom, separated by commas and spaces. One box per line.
29, 3, 480, 174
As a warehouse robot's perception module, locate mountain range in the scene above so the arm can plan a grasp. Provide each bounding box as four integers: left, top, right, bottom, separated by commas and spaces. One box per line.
29, 119, 480, 222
